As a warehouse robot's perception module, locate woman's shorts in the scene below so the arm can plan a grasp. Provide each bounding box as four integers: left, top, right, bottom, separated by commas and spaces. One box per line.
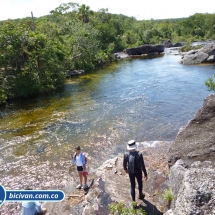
77, 166, 83, 171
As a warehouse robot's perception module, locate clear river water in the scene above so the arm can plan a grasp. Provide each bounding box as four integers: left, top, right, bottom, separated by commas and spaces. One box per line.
0, 54, 215, 182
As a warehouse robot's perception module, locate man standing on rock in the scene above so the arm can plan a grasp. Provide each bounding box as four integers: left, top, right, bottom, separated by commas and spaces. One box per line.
123, 140, 148, 202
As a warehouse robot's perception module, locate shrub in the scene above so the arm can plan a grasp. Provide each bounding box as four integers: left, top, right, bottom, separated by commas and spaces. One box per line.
163, 188, 176, 209
180, 44, 202, 52
205, 74, 215, 91
108, 202, 146, 215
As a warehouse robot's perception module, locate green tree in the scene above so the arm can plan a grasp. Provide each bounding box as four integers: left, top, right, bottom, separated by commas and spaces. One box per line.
2, 4, 215, 104
0, 21, 65, 100
78, 4, 93, 23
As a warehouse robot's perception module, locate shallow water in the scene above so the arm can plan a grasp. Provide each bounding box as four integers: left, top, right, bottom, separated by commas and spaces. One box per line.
0, 54, 215, 181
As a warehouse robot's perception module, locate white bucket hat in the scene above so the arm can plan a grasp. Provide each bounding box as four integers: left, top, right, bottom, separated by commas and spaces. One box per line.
127, 140, 137, 150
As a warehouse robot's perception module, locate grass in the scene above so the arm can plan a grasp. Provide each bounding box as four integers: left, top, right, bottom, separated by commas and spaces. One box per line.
108, 201, 146, 215
163, 188, 176, 209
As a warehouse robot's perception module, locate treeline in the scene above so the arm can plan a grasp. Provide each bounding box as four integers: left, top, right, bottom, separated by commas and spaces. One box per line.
1, 2, 215, 104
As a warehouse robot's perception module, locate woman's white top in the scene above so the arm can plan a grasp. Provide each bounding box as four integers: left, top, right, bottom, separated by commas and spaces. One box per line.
76, 154, 83, 166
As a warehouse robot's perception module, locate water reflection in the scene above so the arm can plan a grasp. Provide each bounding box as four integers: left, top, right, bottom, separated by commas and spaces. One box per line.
0, 54, 214, 180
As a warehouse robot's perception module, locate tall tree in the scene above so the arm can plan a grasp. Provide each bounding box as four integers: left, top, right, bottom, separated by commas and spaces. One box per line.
78, 4, 93, 23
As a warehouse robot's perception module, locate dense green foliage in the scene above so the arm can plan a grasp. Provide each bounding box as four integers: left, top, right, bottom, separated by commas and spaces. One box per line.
205, 74, 215, 91
1, 2, 215, 103
0, 21, 65, 102
180, 44, 202, 52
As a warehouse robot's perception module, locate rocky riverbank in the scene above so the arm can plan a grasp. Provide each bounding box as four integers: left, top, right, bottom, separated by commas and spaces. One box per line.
165, 93, 215, 215
1, 92, 214, 214
0, 140, 170, 215
43, 93, 215, 215
180, 43, 215, 64
44, 141, 170, 215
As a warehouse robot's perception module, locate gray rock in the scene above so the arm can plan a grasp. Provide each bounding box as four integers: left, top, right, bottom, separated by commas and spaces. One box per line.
114, 52, 128, 59
66, 70, 85, 77
206, 55, 215, 62
167, 94, 215, 167
124, 44, 164, 55
169, 161, 215, 215
180, 43, 215, 65
163, 40, 182, 48
164, 40, 173, 48
148, 52, 159, 56
199, 43, 215, 55
164, 209, 174, 215
172, 42, 182, 47
167, 94, 215, 215
181, 51, 209, 65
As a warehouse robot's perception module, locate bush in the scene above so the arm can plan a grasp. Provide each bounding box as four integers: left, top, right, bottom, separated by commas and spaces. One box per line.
205, 75, 215, 91
180, 44, 202, 52
163, 188, 176, 209
108, 202, 146, 215
0, 88, 7, 104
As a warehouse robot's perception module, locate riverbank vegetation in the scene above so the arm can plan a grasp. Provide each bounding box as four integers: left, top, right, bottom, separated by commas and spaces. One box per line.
1, 2, 215, 104
109, 202, 146, 215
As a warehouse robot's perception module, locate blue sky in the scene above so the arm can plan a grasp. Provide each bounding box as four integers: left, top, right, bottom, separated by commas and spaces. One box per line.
0, 0, 215, 21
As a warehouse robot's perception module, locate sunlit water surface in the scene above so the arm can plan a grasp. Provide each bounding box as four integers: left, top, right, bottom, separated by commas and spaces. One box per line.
0, 54, 214, 177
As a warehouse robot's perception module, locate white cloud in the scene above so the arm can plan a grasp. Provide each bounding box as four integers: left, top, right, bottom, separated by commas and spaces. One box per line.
0, 0, 64, 20
0, 0, 215, 21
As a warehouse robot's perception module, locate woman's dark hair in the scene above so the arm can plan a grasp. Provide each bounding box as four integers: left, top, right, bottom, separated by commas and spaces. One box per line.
75, 146, 81, 151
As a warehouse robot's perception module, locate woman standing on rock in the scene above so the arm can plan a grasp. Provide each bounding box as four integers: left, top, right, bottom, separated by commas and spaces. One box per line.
71, 146, 88, 189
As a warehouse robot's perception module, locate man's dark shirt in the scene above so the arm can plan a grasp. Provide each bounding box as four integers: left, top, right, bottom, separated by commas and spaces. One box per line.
123, 151, 147, 176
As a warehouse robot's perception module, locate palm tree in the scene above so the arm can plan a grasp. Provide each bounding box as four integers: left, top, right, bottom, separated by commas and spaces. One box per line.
78, 4, 93, 23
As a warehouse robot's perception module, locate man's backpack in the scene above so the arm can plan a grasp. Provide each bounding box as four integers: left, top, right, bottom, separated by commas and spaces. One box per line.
125, 151, 141, 173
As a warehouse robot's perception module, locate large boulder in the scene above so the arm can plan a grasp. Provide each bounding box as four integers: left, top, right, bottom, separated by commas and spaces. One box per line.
166, 94, 215, 215
167, 94, 215, 167
167, 160, 215, 215
124, 45, 164, 56
163, 40, 182, 48
181, 51, 209, 65
180, 43, 215, 64
172, 42, 182, 47
163, 40, 173, 48
199, 43, 215, 55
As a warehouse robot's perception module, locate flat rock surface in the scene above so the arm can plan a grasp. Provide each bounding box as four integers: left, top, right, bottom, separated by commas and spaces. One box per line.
44, 141, 170, 215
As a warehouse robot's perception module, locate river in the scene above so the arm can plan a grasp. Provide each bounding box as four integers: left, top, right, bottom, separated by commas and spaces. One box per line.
0, 54, 214, 194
